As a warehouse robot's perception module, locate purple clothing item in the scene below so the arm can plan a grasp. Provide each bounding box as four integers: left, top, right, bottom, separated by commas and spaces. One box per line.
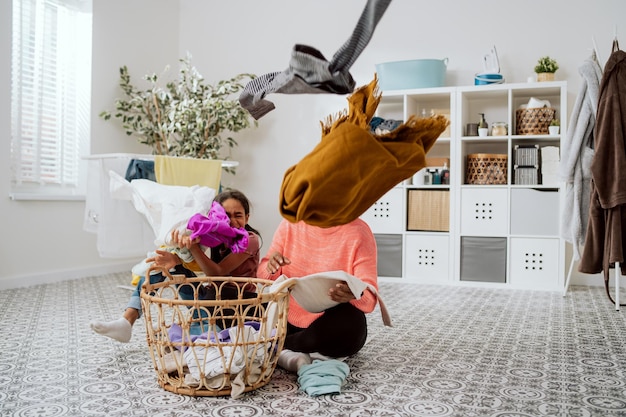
168, 321, 263, 350
187, 202, 249, 252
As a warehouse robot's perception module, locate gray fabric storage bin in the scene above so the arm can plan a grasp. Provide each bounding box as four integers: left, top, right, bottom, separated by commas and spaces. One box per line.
375, 234, 403, 278
460, 237, 507, 283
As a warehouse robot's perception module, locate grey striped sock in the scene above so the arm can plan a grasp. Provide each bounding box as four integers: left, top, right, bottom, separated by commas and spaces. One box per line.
239, 0, 392, 120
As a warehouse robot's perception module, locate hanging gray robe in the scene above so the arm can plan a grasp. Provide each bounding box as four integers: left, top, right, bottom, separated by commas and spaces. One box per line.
580, 46, 626, 278
559, 56, 603, 259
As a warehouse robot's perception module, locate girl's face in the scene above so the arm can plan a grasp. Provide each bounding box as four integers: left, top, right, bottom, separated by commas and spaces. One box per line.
221, 198, 249, 229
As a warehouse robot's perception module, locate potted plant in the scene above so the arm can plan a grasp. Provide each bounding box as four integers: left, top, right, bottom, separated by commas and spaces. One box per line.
100, 54, 257, 173
549, 118, 560, 135
534, 56, 559, 82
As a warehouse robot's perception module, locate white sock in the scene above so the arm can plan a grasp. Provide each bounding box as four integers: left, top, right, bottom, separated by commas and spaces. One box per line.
90, 317, 133, 343
277, 349, 311, 372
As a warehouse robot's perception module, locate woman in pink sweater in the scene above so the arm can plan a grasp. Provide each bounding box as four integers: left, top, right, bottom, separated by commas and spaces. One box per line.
258, 218, 379, 371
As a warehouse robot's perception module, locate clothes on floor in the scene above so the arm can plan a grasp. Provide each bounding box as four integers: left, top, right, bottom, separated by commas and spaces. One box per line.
279, 75, 449, 227
297, 359, 350, 397
238, 0, 392, 119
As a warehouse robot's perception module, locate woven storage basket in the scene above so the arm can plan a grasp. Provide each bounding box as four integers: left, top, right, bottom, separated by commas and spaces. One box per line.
140, 268, 291, 397
515, 108, 556, 135
466, 153, 508, 185
407, 190, 450, 231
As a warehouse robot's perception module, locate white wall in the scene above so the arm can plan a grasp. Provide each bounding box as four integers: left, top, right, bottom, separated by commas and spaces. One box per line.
0, 0, 180, 288
179, 0, 625, 288
1, 0, 624, 289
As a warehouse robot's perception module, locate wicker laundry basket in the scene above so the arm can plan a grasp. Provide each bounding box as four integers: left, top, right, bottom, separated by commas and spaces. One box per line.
140, 268, 291, 397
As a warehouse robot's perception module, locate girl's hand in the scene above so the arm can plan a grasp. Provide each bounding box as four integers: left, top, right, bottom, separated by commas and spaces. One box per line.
171, 229, 199, 249
146, 250, 179, 271
267, 252, 291, 274
329, 282, 356, 303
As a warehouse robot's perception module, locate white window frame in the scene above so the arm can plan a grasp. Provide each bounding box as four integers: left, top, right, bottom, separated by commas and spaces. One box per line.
10, 0, 92, 201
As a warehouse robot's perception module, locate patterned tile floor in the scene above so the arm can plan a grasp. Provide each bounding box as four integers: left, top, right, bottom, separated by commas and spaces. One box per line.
1, 273, 625, 416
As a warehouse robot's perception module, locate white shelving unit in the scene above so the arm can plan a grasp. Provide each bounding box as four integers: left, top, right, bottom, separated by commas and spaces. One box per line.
361, 81, 567, 291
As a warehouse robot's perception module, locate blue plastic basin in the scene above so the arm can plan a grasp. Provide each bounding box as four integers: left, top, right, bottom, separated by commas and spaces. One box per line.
474, 73, 504, 85
376, 58, 448, 90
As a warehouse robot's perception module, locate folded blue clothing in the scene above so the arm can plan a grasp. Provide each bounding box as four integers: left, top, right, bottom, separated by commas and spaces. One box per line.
297, 359, 350, 397
369, 116, 384, 132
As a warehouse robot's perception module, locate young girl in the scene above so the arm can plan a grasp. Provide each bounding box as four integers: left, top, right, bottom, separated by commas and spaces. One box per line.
90, 189, 261, 343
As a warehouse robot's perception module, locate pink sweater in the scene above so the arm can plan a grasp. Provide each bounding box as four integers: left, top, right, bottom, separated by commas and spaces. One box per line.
258, 219, 378, 328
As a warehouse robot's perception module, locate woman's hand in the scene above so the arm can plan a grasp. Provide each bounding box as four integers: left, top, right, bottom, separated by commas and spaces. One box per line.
329, 282, 356, 303
146, 250, 180, 271
266, 252, 291, 274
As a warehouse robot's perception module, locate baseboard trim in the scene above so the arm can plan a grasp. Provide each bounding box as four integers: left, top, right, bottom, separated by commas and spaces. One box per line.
0, 262, 135, 290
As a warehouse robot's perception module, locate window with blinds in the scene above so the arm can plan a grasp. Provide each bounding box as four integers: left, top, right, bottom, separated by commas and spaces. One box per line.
10, 0, 92, 200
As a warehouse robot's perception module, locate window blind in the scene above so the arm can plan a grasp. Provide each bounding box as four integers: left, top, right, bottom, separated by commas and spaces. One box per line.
10, 0, 92, 200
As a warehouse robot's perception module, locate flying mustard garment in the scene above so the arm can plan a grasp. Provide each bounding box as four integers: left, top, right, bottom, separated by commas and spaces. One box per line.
279, 75, 449, 227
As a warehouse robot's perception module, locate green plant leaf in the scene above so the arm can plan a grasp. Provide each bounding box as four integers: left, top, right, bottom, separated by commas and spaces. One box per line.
100, 55, 256, 166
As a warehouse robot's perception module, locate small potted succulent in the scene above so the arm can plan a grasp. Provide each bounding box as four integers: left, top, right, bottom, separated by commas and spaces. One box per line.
534, 56, 559, 82
549, 118, 560, 135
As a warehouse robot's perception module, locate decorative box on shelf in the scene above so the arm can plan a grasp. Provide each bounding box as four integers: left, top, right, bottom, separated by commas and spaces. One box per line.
465, 153, 507, 185
515, 107, 556, 135
514, 166, 539, 185
514, 144, 540, 185
514, 145, 539, 166
407, 189, 450, 232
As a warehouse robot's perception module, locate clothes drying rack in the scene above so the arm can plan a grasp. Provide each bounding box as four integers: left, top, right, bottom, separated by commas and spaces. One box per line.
563, 29, 623, 312
563, 255, 621, 311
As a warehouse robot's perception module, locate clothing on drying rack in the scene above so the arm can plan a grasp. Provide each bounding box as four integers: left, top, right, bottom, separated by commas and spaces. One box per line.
238, 0, 392, 119
125, 159, 155, 182
559, 56, 603, 260
579, 42, 626, 285
155, 155, 222, 190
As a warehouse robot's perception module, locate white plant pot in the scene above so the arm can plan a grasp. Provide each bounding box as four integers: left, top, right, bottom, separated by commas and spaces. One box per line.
548, 126, 560, 135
